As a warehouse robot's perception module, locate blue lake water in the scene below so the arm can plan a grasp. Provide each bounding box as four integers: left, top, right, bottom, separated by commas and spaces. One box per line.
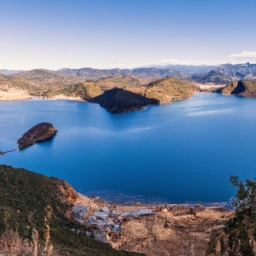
1, 93, 256, 204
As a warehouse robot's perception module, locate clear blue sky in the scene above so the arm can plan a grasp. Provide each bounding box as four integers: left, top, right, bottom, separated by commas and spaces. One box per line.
1, 0, 256, 70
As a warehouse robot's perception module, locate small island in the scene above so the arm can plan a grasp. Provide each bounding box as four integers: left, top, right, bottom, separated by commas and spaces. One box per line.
17, 122, 58, 149
92, 88, 159, 113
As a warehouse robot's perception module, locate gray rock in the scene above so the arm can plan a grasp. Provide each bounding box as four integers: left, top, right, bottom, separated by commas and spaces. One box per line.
121, 209, 154, 218
72, 204, 88, 218
109, 210, 121, 218
88, 216, 97, 224
98, 207, 110, 215
94, 212, 108, 221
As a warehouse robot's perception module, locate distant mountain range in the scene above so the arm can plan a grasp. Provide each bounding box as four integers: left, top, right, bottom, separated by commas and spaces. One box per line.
0, 63, 256, 87
190, 70, 233, 84
216, 62, 256, 80
57, 63, 256, 83
149, 64, 218, 74
0, 69, 23, 75
57, 67, 187, 80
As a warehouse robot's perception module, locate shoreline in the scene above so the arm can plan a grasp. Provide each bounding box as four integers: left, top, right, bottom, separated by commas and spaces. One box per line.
72, 191, 234, 254
0, 91, 85, 102
81, 191, 233, 210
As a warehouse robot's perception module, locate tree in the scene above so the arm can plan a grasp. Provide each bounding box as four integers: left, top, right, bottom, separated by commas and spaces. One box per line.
207, 176, 256, 256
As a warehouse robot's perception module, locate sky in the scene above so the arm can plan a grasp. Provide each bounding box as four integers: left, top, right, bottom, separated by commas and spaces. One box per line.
1, 0, 256, 70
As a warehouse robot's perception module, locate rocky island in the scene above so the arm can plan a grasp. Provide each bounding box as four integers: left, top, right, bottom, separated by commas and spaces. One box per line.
92, 88, 159, 113
17, 122, 58, 149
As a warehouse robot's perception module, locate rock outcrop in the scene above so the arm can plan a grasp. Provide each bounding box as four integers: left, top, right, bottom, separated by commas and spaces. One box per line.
17, 122, 58, 149
92, 88, 159, 113
73, 196, 234, 256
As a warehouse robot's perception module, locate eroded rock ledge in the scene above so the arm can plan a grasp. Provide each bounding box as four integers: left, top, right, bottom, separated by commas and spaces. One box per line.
73, 194, 234, 256
17, 122, 58, 149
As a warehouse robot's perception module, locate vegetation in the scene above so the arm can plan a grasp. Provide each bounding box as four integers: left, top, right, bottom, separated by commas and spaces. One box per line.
145, 76, 199, 104
0, 165, 143, 255
1, 70, 199, 110
207, 176, 256, 256
57, 82, 103, 100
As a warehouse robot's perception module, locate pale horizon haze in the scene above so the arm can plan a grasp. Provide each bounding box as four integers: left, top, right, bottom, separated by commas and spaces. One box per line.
1, 0, 256, 70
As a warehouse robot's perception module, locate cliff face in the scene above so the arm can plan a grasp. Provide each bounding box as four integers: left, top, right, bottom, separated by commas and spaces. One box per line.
17, 122, 58, 149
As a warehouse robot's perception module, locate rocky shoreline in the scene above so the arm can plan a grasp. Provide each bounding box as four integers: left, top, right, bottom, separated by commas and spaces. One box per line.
0, 164, 236, 256
72, 193, 234, 255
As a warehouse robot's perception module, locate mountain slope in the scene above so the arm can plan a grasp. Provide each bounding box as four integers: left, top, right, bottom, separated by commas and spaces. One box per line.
0, 69, 23, 75
0, 164, 142, 256
13, 69, 84, 87
57, 68, 187, 80
145, 76, 199, 104
217, 62, 256, 80
190, 70, 232, 84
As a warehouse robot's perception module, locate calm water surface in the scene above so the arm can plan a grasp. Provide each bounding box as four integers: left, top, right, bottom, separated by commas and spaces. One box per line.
1, 93, 256, 204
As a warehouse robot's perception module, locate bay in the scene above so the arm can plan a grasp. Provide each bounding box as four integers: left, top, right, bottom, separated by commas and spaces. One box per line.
1, 93, 256, 204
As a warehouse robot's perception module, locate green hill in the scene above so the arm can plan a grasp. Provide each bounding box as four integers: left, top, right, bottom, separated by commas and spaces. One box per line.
145, 76, 199, 104
0, 165, 143, 256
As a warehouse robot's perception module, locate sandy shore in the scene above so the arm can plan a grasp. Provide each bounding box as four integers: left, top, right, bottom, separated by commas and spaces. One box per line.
0, 88, 32, 101
195, 83, 225, 90
51, 94, 84, 101
0, 90, 84, 102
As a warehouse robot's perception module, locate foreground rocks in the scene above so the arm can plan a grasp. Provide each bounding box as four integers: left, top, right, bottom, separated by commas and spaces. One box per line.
17, 122, 58, 149
0, 165, 141, 256
0, 164, 234, 256
73, 194, 234, 256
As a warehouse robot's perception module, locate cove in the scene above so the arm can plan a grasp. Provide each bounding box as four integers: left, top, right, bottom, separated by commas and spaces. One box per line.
1, 93, 256, 204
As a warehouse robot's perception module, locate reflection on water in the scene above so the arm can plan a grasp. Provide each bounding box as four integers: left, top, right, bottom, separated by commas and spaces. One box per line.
0, 93, 256, 204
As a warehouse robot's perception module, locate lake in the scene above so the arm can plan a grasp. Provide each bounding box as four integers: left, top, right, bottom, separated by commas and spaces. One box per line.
1, 93, 256, 204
